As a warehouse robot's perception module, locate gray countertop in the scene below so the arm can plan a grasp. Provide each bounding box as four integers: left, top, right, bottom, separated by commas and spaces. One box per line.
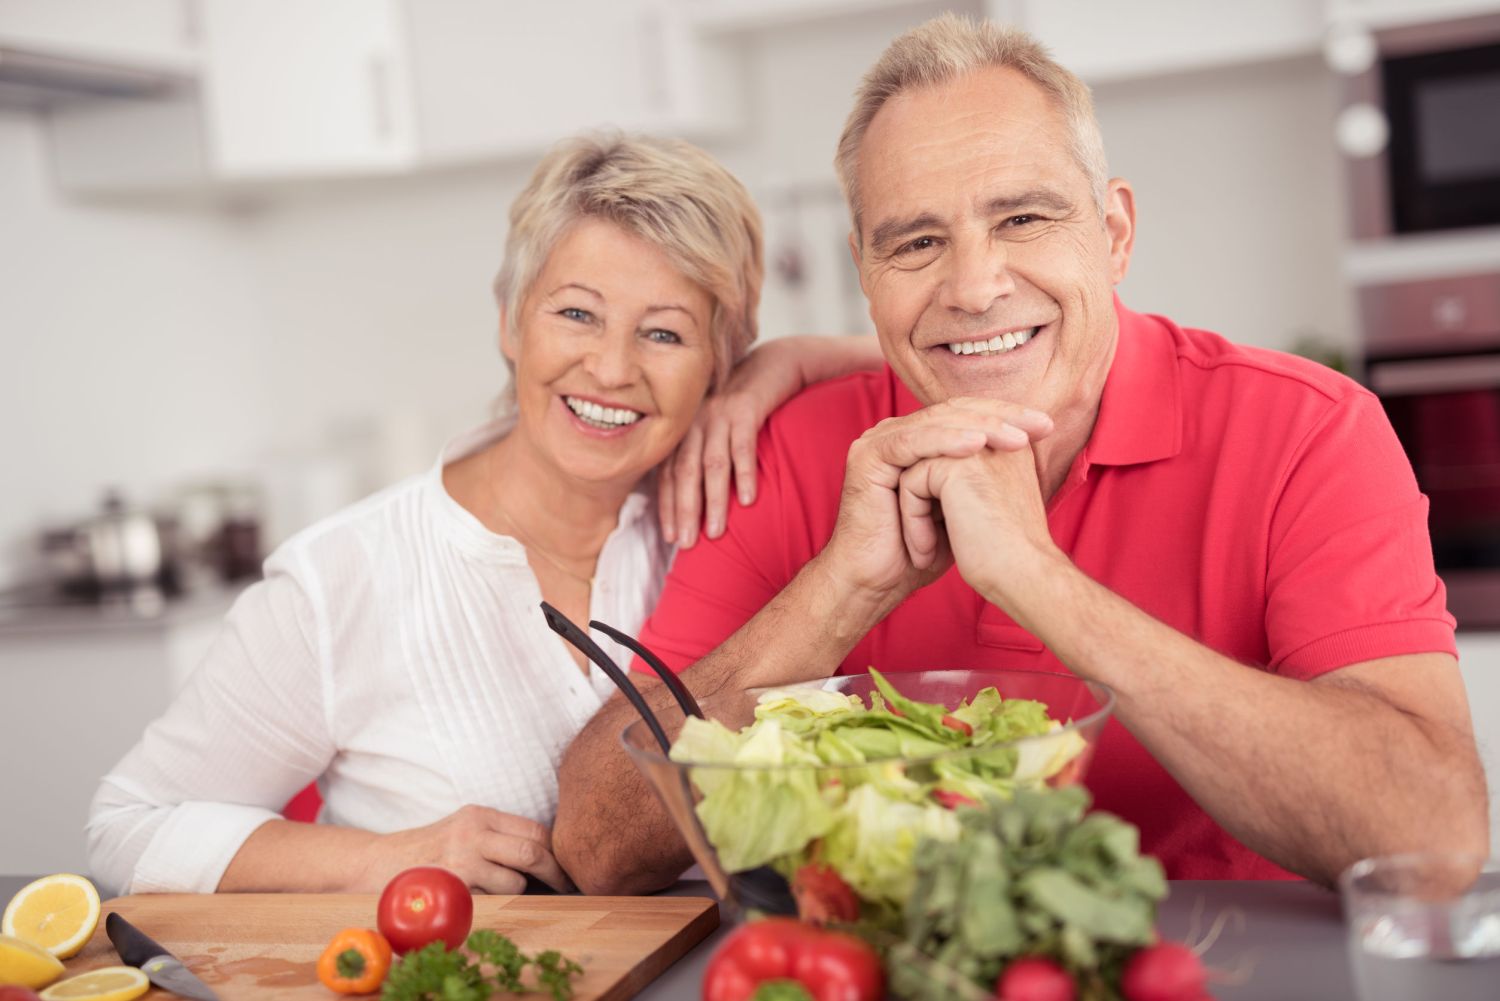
0, 581, 246, 638
0, 876, 1359, 999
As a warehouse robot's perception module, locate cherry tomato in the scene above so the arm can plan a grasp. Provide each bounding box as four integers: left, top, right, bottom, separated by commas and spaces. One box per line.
376, 866, 473, 953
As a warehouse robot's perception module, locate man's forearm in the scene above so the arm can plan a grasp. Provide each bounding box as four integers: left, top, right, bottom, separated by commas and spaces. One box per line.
554, 554, 898, 894
991, 549, 1488, 884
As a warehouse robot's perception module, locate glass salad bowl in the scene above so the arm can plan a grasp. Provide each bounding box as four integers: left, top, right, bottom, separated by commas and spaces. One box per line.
620, 668, 1114, 923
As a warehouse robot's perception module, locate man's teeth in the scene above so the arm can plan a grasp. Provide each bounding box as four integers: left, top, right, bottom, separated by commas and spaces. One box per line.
946, 327, 1038, 356
565, 397, 643, 428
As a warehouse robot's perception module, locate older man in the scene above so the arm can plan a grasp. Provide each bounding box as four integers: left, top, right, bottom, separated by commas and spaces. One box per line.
553, 14, 1488, 893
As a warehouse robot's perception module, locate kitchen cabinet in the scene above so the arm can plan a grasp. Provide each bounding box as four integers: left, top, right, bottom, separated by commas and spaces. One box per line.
0, 591, 236, 878
1012, 0, 1324, 84
1327, 0, 1500, 30
0, 0, 199, 71
45, 0, 741, 193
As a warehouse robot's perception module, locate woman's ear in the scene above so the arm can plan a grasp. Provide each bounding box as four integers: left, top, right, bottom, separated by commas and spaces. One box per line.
499, 306, 518, 363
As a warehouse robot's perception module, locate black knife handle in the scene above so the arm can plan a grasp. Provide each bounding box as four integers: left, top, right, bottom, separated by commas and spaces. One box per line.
106, 911, 169, 968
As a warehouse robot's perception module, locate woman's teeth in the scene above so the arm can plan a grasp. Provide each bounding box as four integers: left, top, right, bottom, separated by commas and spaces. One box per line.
946, 327, 1038, 356
565, 396, 643, 428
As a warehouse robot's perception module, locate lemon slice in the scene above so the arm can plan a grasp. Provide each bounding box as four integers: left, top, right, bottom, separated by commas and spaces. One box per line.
38, 966, 148, 1001
0, 933, 65, 989
2, 875, 102, 959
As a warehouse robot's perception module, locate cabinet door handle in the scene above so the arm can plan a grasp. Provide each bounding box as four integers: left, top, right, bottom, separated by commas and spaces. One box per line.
369, 54, 392, 143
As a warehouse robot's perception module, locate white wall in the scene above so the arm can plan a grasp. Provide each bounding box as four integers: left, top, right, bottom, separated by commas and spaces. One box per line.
0, 111, 272, 586
1098, 54, 1356, 355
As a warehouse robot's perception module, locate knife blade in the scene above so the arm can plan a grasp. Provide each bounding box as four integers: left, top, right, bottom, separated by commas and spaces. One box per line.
105, 911, 222, 1001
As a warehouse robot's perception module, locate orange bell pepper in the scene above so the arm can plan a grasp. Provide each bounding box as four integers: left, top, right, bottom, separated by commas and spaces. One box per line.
317, 927, 393, 995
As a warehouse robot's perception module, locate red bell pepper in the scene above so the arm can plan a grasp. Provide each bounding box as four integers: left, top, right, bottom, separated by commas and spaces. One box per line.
702, 917, 885, 1001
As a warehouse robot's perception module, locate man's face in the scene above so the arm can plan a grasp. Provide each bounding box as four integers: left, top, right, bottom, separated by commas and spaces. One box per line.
852, 66, 1134, 423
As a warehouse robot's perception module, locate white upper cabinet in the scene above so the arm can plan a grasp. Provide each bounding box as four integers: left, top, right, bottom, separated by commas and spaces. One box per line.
44, 0, 740, 191
1007, 0, 1326, 84
199, 0, 416, 178
0, 0, 199, 70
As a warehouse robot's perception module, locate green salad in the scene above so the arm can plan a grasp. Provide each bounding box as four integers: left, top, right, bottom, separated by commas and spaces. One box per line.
668, 669, 1087, 913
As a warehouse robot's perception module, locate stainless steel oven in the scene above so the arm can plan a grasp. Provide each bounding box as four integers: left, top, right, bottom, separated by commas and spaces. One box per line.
1363, 272, 1500, 628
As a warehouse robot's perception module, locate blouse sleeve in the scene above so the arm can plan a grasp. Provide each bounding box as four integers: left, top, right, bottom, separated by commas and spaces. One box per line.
85, 546, 337, 895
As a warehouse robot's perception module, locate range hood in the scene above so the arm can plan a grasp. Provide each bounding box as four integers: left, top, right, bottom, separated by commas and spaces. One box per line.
0, 45, 191, 110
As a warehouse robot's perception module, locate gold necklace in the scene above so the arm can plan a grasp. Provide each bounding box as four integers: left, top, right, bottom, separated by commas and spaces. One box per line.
487, 456, 596, 590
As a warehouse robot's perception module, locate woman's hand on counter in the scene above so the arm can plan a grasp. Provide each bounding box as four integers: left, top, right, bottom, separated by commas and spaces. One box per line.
360, 805, 574, 895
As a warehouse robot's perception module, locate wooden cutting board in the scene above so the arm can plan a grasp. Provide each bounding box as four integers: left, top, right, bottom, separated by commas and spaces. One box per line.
61, 893, 718, 1000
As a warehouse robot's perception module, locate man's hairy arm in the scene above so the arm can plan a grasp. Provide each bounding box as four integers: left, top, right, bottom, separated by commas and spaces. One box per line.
552, 556, 893, 895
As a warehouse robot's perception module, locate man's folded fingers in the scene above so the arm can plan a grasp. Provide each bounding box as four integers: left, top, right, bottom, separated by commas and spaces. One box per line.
898, 467, 942, 570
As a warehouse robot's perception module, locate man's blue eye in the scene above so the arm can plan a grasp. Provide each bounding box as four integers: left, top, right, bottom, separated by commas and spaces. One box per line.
646, 329, 682, 345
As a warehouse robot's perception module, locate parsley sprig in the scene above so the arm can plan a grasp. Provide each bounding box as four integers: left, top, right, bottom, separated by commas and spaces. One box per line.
380, 931, 584, 1001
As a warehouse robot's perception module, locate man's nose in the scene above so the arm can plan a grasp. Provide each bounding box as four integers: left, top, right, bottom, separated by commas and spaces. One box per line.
939, 238, 1016, 314
583, 328, 641, 387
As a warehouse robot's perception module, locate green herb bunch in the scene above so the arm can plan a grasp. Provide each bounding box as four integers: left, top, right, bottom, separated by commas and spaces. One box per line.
380, 930, 584, 1001
890, 786, 1166, 1001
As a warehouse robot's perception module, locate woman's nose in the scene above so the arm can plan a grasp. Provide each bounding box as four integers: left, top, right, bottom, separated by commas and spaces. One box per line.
939, 238, 1016, 315
583, 329, 641, 387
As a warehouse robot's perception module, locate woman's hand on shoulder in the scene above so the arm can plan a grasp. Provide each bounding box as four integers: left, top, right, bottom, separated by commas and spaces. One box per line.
659, 334, 882, 548
361, 804, 574, 895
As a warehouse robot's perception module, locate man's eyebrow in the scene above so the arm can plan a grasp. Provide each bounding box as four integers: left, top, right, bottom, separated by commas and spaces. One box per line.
867, 213, 942, 254
983, 189, 1075, 215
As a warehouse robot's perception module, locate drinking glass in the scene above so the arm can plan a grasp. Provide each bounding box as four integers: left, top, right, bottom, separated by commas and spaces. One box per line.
1340, 852, 1500, 1001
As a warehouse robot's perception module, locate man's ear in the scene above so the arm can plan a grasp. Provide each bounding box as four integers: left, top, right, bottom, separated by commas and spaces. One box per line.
499, 306, 518, 363
1104, 178, 1137, 286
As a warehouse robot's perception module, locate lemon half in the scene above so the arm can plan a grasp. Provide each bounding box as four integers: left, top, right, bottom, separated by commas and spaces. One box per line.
38, 966, 149, 1001
2, 875, 101, 960
0, 934, 65, 989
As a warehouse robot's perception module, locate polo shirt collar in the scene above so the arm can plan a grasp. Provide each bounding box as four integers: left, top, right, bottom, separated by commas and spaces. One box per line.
1084, 297, 1182, 467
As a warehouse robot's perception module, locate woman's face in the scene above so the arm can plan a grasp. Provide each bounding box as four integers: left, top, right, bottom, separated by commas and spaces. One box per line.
503, 218, 717, 491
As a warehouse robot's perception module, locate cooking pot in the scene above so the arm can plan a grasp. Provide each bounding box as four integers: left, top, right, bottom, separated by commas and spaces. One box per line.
42, 491, 167, 592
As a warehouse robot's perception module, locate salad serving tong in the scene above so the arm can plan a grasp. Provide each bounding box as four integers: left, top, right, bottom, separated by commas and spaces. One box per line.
540, 601, 797, 915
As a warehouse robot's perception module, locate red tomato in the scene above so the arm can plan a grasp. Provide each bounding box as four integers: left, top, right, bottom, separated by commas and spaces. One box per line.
376, 866, 474, 953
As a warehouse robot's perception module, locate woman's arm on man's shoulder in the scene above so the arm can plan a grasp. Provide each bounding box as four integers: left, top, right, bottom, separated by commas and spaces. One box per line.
660, 334, 882, 547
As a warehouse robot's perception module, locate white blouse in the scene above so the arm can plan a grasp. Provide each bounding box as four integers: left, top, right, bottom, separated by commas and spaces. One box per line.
85, 420, 672, 896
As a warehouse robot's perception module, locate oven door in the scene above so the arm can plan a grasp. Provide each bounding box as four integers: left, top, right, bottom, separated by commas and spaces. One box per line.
1368, 351, 1500, 627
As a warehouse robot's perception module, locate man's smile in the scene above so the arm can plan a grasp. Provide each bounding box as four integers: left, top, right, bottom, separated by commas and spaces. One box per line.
941, 325, 1040, 356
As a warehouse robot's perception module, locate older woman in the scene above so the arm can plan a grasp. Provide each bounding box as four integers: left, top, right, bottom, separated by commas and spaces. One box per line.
86, 134, 880, 897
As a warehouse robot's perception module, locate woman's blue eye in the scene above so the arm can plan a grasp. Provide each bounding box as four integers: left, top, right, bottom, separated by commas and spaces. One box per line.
560, 307, 592, 322
645, 328, 682, 345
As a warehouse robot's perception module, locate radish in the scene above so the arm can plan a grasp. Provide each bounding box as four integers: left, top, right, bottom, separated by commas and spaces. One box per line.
1120, 942, 1207, 1001
994, 956, 1074, 1001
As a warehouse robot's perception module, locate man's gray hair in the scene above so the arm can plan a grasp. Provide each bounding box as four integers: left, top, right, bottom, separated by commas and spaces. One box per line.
835, 13, 1109, 238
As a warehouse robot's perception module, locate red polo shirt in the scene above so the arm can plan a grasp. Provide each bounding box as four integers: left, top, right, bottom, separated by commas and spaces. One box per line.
638, 301, 1456, 880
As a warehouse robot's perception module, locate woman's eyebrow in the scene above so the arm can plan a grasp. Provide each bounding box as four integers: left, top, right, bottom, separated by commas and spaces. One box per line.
551, 282, 604, 298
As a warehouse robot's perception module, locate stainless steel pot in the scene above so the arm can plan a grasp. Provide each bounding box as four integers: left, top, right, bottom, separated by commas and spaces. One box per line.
43, 492, 166, 592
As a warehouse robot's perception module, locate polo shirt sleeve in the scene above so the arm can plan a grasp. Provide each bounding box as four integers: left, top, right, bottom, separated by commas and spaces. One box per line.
1264, 390, 1456, 679
636, 425, 804, 674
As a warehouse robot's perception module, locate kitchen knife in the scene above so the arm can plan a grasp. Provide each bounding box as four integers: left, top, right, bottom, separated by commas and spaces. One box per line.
105, 911, 222, 1001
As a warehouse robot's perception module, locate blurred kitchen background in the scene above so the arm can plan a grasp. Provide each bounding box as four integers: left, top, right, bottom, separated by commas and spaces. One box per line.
3, 0, 1498, 874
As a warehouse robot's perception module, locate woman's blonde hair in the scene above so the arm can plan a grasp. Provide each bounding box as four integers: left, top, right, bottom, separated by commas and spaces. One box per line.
835, 13, 1108, 238
494, 133, 763, 394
